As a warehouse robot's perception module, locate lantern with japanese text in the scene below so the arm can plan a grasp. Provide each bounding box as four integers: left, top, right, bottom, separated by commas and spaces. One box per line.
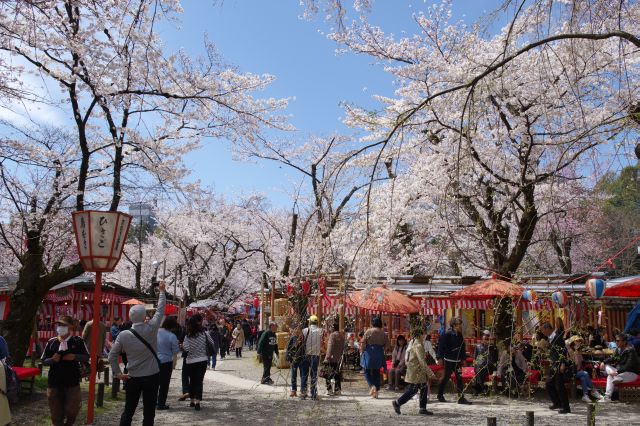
586, 278, 606, 300
301, 280, 311, 296
552, 290, 568, 307
72, 211, 132, 272
71, 210, 131, 424
522, 290, 537, 303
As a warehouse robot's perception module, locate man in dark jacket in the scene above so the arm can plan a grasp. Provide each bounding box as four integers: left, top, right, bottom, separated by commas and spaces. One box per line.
218, 319, 229, 359
471, 330, 498, 396
542, 322, 571, 414
257, 322, 279, 385
241, 319, 251, 350
42, 316, 89, 426
599, 333, 640, 402
436, 318, 471, 404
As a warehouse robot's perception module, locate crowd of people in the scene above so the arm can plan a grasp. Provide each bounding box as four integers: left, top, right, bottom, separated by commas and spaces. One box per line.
2, 291, 640, 424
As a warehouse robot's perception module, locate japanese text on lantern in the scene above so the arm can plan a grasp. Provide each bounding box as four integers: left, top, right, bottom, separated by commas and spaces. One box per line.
79, 216, 88, 252
98, 216, 108, 248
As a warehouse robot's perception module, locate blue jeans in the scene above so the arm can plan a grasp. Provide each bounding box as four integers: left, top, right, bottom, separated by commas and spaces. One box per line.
291, 362, 300, 391
364, 368, 381, 390
576, 370, 593, 395
209, 354, 217, 369
300, 355, 320, 397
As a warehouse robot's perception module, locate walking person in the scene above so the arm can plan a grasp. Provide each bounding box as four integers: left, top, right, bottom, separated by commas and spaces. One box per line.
360, 316, 390, 399
241, 319, 251, 350
207, 325, 220, 369
232, 323, 245, 358
249, 321, 257, 350
436, 317, 472, 404
286, 327, 306, 397
388, 335, 407, 391
109, 282, 166, 426
324, 322, 345, 396
256, 322, 279, 385
41, 315, 89, 426
301, 315, 324, 400
181, 316, 215, 411
156, 317, 180, 411
541, 321, 571, 414
218, 319, 229, 359
392, 328, 436, 416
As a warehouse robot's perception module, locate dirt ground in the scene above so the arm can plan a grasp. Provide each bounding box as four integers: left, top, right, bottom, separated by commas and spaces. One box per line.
91, 350, 640, 426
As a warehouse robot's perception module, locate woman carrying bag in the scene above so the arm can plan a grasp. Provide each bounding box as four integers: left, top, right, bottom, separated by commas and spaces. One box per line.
392, 328, 435, 416
182, 316, 215, 411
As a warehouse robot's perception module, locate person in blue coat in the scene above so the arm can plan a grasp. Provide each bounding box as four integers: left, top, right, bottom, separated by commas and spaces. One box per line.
436, 317, 472, 404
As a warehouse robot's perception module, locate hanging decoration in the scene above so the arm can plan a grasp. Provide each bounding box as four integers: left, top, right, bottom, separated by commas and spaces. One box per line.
253, 296, 260, 310
522, 290, 537, 303
286, 282, 294, 296
301, 280, 311, 296
585, 278, 606, 299
552, 290, 568, 307
318, 276, 327, 296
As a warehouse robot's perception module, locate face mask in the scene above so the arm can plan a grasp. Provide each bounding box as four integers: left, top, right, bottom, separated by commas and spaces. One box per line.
57, 326, 69, 336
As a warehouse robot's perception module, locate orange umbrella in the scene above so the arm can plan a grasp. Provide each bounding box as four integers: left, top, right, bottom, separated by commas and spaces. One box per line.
450, 278, 523, 300
347, 286, 420, 314
604, 278, 640, 298
122, 298, 145, 305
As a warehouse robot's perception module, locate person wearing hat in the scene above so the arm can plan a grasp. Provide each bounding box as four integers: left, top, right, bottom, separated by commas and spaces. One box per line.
109, 282, 166, 426
256, 322, 279, 385
598, 333, 640, 402
471, 330, 498, 396
41, 315, 89, 426
301, 315, 324, 400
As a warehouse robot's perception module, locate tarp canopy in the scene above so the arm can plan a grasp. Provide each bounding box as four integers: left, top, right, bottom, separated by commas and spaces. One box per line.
604, 277, 640, 298
624, 302, 640, 334
450, 278, 523, 300
347, 286, 420, 314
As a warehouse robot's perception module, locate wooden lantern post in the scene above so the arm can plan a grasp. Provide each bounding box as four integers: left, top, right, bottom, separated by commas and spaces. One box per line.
72, 211, 132, 425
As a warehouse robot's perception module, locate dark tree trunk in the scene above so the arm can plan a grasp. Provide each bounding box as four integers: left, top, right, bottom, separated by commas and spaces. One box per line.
0, 236, 83, 366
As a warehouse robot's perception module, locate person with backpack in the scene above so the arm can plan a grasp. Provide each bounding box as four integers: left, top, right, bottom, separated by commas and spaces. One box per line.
109, 282, 166, 426
286, 327, 306, 397
42, 315, 90, 426
257, 322, 279, 385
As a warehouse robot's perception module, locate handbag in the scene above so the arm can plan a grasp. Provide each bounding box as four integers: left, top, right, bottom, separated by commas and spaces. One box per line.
318, 363, 331, 379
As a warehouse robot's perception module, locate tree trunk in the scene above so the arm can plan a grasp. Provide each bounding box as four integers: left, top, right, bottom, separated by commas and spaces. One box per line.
135, 260, 142, 293
0, 243, 83, 366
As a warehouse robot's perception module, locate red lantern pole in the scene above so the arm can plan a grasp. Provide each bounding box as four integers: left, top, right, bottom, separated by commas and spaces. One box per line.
86, 271, 102, 424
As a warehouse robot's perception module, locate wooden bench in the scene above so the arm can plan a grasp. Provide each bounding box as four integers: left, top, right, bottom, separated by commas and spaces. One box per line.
12, 366, 40, 395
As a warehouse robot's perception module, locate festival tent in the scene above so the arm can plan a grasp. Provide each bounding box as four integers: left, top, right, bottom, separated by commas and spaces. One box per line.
624, 302, 640, 334
604, 277, 640, 298
347, 286, 420, 315
122, 298, 145, 305
450, 278, 524, 300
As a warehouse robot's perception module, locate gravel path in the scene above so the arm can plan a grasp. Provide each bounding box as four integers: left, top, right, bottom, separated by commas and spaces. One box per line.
93, 352, 640, 426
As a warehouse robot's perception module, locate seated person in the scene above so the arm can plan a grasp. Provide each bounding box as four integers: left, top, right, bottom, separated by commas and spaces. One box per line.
388, 335, 407, 390
598, 334, 640, 402
496, 342, 529, 395
472, 330, 497, 396
567, 337, 602, 402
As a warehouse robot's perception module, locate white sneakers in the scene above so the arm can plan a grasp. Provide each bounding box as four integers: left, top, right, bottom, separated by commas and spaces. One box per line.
591, 390, 603, 399
582, 395, 592, 403
598, 395, 612, 403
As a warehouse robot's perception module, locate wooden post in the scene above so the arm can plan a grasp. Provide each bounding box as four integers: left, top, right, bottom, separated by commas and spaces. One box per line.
587, 403, 596, 426
111, 377, 120, 399
96, 383, 105, 407
270, 279, 275, 322
86, 271, 103, 424
526, 411, 534, 426
104, 367, 110, 386
260, 275, 266, 330
487, 417, 497, 426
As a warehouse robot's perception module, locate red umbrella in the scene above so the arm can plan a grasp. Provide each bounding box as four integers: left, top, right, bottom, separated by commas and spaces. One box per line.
165, 304, 179, 315
604, 278, 640, 298
347, 286, 420, 314
450, 278, 523, 300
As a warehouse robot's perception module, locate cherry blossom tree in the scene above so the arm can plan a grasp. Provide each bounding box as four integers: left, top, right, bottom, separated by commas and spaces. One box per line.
0, 0, 288, 364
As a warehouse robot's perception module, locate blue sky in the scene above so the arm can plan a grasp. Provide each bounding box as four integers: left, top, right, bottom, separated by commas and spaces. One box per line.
168, 1, 502, 207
